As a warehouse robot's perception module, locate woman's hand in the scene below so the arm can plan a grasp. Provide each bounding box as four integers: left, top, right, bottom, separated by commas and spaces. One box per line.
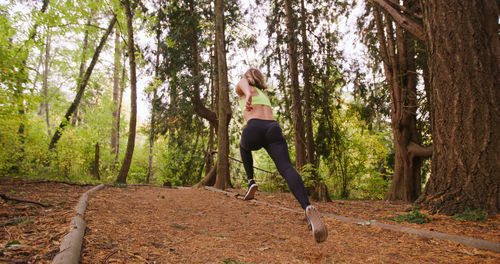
245, 94, 253, 111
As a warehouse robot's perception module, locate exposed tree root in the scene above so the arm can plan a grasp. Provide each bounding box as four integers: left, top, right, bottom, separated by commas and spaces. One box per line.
0, 194, 50, 207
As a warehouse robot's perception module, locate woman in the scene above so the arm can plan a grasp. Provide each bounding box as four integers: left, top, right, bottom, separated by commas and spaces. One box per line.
235, 68, 328, 243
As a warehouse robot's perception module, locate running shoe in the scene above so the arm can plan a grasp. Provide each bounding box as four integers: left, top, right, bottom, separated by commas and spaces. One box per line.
244, 181, 258, 200
305, 205, 328, 243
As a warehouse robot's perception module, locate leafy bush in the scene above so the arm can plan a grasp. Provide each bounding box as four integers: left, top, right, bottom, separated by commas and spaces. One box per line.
452, 208, 488, 222
389, 205, 431, 224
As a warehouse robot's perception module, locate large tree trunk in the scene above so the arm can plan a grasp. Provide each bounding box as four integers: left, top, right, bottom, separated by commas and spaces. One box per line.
372, 3, 431, 202
111, 26, 121, 158
418, 0, 500, 215
284, 0, 307, 169
214, 0, 232, 190
49, 16, 117, 150
116, 1, 137, 184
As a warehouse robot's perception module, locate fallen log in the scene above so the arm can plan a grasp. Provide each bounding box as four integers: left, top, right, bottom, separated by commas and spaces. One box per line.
52, 184, 104, 264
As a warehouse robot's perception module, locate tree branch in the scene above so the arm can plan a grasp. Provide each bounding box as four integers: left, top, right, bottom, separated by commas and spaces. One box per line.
408, 141, 433, 158
368, 0, 425, 41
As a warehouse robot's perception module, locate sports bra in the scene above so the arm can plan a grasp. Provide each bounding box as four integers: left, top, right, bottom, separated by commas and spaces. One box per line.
239, 87, 272, 112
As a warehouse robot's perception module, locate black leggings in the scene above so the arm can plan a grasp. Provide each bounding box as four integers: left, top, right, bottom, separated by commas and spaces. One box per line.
239, 119, 310, 209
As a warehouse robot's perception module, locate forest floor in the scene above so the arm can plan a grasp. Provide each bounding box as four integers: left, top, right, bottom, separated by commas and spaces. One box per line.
0, 177, 499, 263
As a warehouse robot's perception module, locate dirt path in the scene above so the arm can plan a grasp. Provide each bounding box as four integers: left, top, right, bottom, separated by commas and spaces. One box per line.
81, 186, 500, 263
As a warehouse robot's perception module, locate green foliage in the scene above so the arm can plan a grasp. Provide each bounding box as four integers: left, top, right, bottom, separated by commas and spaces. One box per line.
299, 163, 317, 189
452, 208, 488, 222
318, 99, 392, 200
154, 123, 207, 186
389, 205, 431, 224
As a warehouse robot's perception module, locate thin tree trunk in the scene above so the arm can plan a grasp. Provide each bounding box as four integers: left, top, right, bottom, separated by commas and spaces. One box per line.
92, 142, 100, 180
114, 56, 127, 167
418, 0, 500, 215
188, 0, 217, 129
300, 0, 330, 202
116, 0, 137, 184
43, 31, 51, 136
284, 0, 307, 169
214, 0, 232, 190
146, 27, 161, 184
111, 26, 121, 156
49, 16, 117, 150
205, 46, 217, 176
72, 11, 93, 127
15, 0, 50, 166
300, 0, 314, 166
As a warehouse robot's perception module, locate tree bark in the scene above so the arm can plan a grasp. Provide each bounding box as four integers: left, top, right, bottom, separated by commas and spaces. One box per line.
418, 0, 500, 215
284, 0, 307, 169
116, 1, 137, 184
49, 16, 117, 150
214, 0, 232, 190
300, 0, 314, 166
111, 26, 121, 157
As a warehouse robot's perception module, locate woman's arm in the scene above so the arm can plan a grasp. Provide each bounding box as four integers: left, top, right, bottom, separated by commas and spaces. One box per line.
236, 78, 253, 111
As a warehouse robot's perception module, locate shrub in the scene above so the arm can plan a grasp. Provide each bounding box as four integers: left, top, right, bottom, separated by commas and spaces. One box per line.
452, 208, 488, 222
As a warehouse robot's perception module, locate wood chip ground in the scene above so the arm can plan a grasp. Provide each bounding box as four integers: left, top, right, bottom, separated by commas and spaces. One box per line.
1, 178, 499, 263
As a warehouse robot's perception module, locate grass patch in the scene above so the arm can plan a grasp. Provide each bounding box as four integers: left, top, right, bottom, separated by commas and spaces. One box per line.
387, 205, 430, 224
452, 208, 488, 222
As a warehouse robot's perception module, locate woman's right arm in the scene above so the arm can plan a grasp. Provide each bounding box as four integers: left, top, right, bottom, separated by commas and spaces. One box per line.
236, 78, 253, 111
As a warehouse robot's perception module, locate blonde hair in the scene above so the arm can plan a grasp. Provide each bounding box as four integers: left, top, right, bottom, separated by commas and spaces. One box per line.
243, 68, 267, 90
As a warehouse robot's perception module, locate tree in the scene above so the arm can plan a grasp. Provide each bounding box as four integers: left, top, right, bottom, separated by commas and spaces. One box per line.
111, 26, 121, 160
284, 0, 307, 169
214, 0, 232, 190
146, 17, 162, 184
299, 0, 331, 202
116, 0, 138, 184
299, 0, 314, 166
41, 30, 52, 136
49, 15, 117, 150
369, 1, 431, 202
418, 0, 500, 214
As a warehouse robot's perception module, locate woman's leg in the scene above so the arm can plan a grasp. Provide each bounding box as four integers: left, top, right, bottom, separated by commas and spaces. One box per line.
239, 143, 254, 181
265, 140, 310, 210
